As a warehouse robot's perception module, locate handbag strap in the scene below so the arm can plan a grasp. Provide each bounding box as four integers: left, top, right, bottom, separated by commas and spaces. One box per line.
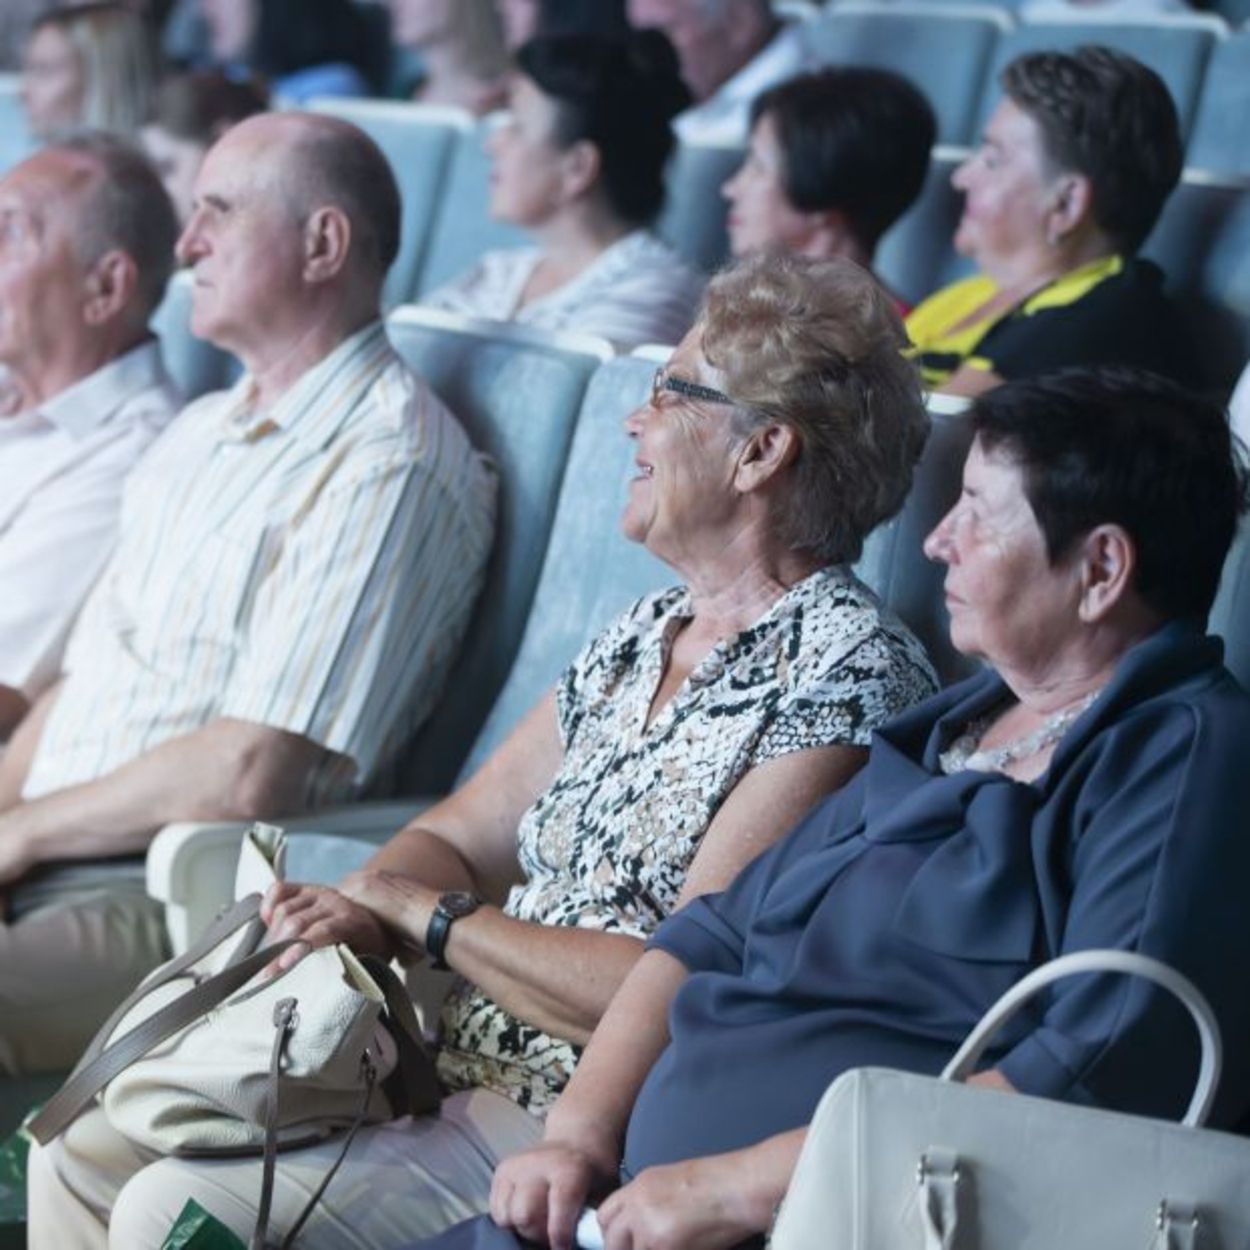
358, 954, 443, 1117
940, 949, 1223, 1128
74, 894, 269, 1074
28, 920, 304, 1145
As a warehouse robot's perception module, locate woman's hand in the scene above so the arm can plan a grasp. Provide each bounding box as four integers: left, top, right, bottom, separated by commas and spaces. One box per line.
260, 881, 396, 973
491, 1138, 618, 1250
596, 1154, 770, 1250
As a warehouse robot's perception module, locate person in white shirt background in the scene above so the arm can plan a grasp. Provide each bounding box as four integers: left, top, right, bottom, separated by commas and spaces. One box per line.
0, 133, 182, 743
422, 29, 705, 351
626, 0, 814, 145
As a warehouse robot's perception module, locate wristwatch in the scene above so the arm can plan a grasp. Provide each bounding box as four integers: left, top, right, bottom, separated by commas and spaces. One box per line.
425, 891, 481, 970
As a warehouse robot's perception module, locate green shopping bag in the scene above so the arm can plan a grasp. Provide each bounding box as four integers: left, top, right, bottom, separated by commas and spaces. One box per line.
161, 1200, 247, 1250
0, 1122, 30, 1250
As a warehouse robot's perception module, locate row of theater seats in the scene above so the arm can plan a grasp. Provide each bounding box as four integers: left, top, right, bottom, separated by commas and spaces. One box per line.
140, 308, 1250, 955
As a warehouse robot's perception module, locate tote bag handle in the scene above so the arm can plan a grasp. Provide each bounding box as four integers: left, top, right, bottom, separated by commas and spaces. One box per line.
940, 949, 1222, 1128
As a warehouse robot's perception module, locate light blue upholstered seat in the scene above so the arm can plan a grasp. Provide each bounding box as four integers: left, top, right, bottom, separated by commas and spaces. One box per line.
455, 355, 670, 778
854, 398, 979, 686
875, 148, 974, 308
415, 119, 528, 297
1143, 178, 1250, 393
308, 98, 472, 309
1188, 33, 1250, 180
385, 307, 614, 792
655, 141, 743, 274
0, 74, 32, 177
806, 4, 1009, 145
976, 18, 1219, 140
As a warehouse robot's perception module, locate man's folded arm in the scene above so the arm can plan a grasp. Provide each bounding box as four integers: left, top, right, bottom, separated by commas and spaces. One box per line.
0, 717, 335, 882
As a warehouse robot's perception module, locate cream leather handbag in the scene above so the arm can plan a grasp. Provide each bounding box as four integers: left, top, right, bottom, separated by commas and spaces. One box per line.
771, 950, 1250, 1250
28, 828, 441, 1249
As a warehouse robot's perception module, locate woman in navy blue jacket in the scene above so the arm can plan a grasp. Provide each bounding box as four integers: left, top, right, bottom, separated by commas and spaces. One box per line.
491, 366, 1250, 1250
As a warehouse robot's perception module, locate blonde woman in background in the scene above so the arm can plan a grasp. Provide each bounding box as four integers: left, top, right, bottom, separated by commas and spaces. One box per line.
389, 0, 509, 115
20, 2, 158, 141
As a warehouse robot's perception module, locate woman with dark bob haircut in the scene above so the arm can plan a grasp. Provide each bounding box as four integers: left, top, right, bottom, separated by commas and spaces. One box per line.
423, 29, 706, 350
723, 67, 936, 314
907, 46, 1200, 395
476, 366, 1250, 1249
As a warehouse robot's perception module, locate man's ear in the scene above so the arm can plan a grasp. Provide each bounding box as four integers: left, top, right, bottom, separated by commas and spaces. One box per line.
1077, 522, 1137, 624
733, 422, 801, 494
302, 206, 352, 283
82, 250, 139, 326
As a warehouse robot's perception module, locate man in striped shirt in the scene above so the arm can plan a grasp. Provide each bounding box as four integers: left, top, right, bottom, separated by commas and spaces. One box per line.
0, 112, 496, 1075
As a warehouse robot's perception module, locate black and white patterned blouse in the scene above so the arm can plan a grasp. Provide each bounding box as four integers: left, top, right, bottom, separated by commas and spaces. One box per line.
435, 566, 937, 1112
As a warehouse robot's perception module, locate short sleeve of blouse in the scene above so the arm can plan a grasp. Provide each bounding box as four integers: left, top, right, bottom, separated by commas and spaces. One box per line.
751, 625, 937, 766
554, 587, 686, 749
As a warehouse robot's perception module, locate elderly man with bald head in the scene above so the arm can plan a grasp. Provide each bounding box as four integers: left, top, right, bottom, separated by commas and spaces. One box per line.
0, 134, 181, 743
0, 113, 495, 1075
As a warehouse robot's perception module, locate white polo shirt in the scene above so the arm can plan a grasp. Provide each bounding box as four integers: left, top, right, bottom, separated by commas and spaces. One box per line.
0, 341, 180, 700
21, 322, 496, 802
672, 22, 816, 147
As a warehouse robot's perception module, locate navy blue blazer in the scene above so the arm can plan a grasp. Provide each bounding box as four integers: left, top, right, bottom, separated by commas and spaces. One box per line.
626, 623, 1250, 1174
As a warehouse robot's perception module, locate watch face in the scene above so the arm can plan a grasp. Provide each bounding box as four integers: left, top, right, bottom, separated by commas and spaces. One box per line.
438, 891, 480, 918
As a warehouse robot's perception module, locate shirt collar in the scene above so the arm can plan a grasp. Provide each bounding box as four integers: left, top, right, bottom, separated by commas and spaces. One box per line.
218, 321, 392, 446
33, 340, 167, 441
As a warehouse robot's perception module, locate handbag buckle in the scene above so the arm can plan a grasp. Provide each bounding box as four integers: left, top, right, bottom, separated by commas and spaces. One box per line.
917, 1151, 962, 1187
273, 997, 299, 1032
1157, 1200, 1201, 1232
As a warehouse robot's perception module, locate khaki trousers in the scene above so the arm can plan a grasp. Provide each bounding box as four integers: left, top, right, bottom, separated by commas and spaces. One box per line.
28, 1087, 544, 1250
0, 868, 168, 1076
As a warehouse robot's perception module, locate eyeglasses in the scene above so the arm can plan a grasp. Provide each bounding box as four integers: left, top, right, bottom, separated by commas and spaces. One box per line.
650, 367, 736, 411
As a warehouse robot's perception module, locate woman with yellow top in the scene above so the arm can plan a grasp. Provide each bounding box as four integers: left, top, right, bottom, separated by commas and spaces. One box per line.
906, 45, 1200, 396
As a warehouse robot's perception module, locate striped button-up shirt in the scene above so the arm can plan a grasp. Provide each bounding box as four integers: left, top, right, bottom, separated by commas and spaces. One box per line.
22, 322, 495, 802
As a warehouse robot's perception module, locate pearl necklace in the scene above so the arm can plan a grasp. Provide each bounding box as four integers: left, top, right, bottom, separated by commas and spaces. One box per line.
938, 690, 1100, 776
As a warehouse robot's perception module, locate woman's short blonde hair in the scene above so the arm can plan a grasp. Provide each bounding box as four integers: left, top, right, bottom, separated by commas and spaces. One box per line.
36, 2, 157, 137
701, 253, 929, 565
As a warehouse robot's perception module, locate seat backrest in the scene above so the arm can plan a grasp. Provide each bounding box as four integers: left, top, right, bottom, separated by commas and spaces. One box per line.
654, 141, 742, 274
0, 74, 31, 177
386, 307, 613, 792
309, 98, 470, 309
149, 270, 240, 400
1187, 33, 1250, 180
416, 120, 529, 297
457, 355, 670, 779
1144, 181, 1250, 393
1211, 524, 1250, 691
806, 5, 1008, 145
976, 20, 1217, 140
875, 148, 974, 307
853, 398, 979, 685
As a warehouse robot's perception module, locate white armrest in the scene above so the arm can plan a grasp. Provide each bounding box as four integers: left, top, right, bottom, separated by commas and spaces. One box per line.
147, 800, 434, 953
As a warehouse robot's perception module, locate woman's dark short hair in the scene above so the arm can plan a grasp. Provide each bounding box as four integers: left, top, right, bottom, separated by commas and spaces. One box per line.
1001, 45, 1182, 254
252, 0, 378, 89
150, 71, 268, 146
516, 29, 690, 226
971, 367, 1249, 624
750, 67, 936, 252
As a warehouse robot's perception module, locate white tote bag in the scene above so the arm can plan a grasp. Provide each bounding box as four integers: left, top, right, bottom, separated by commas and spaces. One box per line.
771, 950, 1250, 1250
